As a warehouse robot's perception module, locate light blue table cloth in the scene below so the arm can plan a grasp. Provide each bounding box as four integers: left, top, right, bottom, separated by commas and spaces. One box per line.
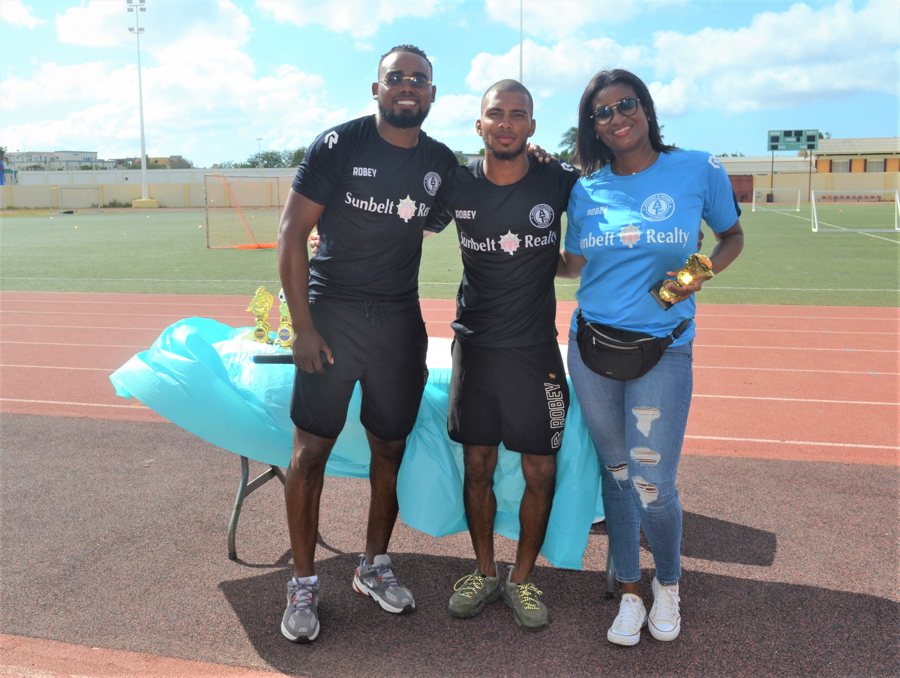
110, 318, 603, 569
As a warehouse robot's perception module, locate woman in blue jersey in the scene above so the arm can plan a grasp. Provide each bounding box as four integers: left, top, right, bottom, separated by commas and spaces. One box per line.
558, 69, 744, 646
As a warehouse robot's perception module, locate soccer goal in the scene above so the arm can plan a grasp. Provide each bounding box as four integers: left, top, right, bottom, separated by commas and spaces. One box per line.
810, 190, 900, 233
751, 188, 801, 213
54, 186, 101, 214
204, 173, 284, 249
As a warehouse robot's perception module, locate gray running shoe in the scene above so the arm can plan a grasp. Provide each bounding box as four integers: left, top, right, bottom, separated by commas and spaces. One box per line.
448, 568, 502, 619
352, 553, 415, 614
501, 568, 548, 632
281, 577, 320, 643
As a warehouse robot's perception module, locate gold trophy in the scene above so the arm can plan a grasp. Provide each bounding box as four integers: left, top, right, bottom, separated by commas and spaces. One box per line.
276, 288, 294, 349
246, 286, 275, 342
650, 253, 715, 310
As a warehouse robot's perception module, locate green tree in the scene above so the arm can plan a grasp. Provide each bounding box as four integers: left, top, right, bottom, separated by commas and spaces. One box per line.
559, 126, 577, 158
169, 155, 194, 169
284, 147, 307, 167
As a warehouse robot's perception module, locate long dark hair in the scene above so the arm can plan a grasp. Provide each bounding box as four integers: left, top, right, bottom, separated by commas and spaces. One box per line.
573, 68, 675, 175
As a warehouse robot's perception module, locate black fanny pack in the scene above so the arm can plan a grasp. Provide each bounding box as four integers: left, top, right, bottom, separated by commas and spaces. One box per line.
575, 311, 691, 381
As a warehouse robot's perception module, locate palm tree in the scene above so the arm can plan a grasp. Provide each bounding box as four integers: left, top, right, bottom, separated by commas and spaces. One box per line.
559, 127, 577, 159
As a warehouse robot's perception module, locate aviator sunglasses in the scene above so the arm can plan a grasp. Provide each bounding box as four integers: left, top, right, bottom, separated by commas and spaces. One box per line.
591, 97, 641, 125
380, 72, 432, 89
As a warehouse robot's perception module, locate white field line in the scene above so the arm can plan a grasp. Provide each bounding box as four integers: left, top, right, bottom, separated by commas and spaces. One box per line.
1, 341, 149, 349
2, 396, 893, 452
1, 397, 148, 410
3, 307, 896, 324
1, 277, 897, 292
685, 434, 899, 451
0, 321, 897, 338
695, 365, 899, 376
2, 362, 896, 377
2, 339, 895, 356
691, 394, 896, 406
3, 363, 895, 406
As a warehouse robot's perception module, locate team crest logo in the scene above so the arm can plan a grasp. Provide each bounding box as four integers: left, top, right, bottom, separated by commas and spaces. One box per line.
708, 155, 721, 169
423, 172, 441, 196
619, 224, 642, 248
397, 195, 417, 222
529, 204, 554, 229
499, 231, 521, 255
640, 193, 675, 221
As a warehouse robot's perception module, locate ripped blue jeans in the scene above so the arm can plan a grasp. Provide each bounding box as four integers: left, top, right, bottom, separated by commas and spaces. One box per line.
568, 333, 692, 586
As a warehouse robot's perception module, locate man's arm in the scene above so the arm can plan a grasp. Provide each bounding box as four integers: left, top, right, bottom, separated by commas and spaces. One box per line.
557, 249, 586, 279
277, 188, 333, 373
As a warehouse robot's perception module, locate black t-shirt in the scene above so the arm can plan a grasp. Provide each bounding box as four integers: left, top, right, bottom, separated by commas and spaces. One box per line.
292, 115, 457, 302
434, 157, 580, 347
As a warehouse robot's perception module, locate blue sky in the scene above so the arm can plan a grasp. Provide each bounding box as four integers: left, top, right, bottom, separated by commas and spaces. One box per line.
1, 0, 897, 168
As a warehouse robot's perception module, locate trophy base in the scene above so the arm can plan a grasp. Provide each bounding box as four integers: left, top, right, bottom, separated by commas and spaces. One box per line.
649, 282, 675, 310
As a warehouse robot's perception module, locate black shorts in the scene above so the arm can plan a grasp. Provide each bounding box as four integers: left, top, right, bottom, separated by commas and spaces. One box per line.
448, 340, 569, 456
290, 299, 428, 441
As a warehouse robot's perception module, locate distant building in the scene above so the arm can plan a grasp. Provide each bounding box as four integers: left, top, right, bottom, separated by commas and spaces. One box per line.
718, 136, 898, 203
6, 150, 195, 172
5, 150, 116, 171
814, 137, 900, 174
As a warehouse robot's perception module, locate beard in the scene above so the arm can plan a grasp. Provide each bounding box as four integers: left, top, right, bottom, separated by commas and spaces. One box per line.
379, 104, 429, 129
485, 139, 527, 161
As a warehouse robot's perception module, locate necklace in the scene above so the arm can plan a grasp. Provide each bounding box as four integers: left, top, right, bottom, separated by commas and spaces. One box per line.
612, 151, 658, 176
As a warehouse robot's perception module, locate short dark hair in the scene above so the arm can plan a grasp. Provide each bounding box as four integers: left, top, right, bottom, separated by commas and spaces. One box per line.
379, 44, 432, 75
482, 79, 533, 114
574, 68, 675, 175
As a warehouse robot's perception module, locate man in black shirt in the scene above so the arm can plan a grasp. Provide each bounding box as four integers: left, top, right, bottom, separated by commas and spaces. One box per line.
435, 80, 579, 632
277, 45, 458, 643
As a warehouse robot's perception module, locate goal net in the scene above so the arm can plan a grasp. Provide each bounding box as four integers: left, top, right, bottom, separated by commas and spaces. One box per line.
751, 188, 801, 213
55, 186, 101, 214
204, 173, 284, 249
810, 190, 900, 233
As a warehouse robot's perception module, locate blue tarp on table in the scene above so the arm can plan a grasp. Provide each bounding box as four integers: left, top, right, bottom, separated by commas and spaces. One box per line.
110, 317, 603, 570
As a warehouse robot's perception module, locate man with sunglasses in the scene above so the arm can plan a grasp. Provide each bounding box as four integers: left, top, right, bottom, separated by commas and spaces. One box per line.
276, 44, 458, 644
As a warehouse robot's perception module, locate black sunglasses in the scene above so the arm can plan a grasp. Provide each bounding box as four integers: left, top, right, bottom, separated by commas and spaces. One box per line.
380, 72, 432, 89
591, 97, 641, 125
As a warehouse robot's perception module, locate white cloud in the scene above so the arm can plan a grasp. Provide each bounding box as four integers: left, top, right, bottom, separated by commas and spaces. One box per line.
466, 38, 644, 96
647, 77, 698, 117
0, 0, 44, 28
650, 0, 899, 113
255, 0, 444, 38
3, 0, 352, 164
470, 0, 898, 120
485, 0, 687, 38
56, 0, 129, 48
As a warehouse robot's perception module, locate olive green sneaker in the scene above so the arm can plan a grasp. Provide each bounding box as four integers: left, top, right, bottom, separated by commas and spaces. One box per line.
448, 568, 502, 619
501, 568, 548, 632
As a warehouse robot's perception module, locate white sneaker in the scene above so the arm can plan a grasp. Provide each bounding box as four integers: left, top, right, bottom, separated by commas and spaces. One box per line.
607, 593, 647, 646
648, 577, 681, 641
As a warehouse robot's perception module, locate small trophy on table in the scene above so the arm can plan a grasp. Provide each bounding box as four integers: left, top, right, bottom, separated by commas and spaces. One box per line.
276, 288, 294, 349
246, 286, 275, 342
650, 253, 715, 310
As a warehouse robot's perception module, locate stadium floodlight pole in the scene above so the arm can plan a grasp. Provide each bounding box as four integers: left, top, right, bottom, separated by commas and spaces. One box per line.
127, 0, 149, 201
519, 0, 523, 83
256, 137, 262, 166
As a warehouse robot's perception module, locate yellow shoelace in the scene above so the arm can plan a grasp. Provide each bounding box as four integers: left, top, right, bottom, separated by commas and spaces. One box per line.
453, 574, 485, 599
513, 582, 543, 610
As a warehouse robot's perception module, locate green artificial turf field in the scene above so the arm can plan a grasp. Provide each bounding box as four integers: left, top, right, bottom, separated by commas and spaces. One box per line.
1, 204, 897, 306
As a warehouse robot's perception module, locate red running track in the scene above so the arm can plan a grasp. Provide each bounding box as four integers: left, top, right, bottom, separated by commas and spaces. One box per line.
1, 291, 897, 466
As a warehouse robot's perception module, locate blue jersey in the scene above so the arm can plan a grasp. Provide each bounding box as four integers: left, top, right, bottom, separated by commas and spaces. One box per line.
565, 149, 739, 345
